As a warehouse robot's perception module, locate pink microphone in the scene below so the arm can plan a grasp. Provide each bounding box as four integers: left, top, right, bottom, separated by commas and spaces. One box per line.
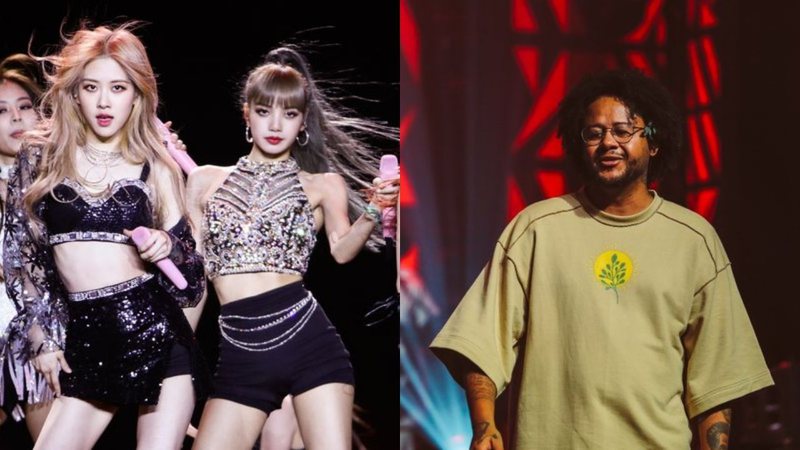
379, 155, 399, 240
131, 227, 188, 290
156, 119, 198, 175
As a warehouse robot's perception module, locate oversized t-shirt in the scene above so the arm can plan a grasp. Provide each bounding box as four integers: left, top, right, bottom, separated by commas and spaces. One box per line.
431, 191, 773, 449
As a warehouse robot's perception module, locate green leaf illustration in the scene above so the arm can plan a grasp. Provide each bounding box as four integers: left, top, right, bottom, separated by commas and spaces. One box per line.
599, 253, 626, 303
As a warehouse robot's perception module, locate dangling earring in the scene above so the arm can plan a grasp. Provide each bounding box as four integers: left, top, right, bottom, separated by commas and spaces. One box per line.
296, 129, 309, 147
245, 125, 253, 143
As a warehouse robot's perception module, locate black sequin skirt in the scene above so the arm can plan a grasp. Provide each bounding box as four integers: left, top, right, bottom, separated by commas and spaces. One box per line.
59, 273, 205, 405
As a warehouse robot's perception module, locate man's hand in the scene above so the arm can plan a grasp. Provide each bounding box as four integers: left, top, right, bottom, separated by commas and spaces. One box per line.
470, 420, 504, 450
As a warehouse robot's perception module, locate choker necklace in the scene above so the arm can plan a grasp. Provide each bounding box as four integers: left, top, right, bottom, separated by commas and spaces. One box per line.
83, 144, 123, 167
237, 156, 299, 178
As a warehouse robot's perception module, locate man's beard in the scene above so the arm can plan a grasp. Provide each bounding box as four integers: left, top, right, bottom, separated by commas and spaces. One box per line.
583, 151, 649, 188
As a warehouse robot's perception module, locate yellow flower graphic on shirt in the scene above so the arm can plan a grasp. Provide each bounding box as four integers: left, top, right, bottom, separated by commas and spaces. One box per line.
594, 250, 633, 303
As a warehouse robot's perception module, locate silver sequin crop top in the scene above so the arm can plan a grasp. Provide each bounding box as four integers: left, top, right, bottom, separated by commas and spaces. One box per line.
202, 157, 317, 279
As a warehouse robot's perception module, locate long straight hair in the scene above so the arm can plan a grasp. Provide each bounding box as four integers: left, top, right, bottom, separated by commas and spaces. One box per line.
242, 46, 398, 249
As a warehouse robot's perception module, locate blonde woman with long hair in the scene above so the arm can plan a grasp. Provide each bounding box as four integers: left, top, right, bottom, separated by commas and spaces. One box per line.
3, 23, 205, 449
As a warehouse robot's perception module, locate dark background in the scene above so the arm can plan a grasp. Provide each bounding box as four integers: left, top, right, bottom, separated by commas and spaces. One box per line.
403, 0, 799, 380
1, 1, 398, 449
400, 0, 800, 448
403, 0, 800, 364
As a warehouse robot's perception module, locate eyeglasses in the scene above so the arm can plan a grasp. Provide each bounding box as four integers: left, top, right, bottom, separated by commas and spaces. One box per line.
580, 125, 646, 145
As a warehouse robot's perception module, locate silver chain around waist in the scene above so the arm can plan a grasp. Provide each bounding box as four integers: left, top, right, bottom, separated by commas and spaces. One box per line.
218, 292, 316, 352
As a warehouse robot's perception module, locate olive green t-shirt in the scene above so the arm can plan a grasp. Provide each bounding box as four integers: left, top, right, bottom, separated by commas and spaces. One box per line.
431, 191, 773, 449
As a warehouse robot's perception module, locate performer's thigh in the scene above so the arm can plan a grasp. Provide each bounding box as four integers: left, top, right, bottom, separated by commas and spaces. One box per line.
193, 398, 268, 450
24, 400, 53, 441
137, 374, 195, 450
260, 395, 299, 450
293, 382, 354, 450
34, 395, 116, 450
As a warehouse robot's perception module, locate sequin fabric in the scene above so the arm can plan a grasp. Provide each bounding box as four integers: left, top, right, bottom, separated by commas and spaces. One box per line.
0, 225, 32, 418
67, 273, 154, 301
0, 228, 14, 353
151, 217, 206, 309
203, 157, 316, 279
2, 146, 207, 408
43, 174, 154, 246
59, 276, 203, 405
2, 147, 65, 406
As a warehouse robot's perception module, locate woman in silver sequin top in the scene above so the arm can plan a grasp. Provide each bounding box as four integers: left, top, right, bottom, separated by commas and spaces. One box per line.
3, 24, 206, 449
188, 47, 398, 450
0, 53, 53, 440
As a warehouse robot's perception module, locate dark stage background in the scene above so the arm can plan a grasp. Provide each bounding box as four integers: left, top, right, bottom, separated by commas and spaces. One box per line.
1, 1, 398, 449
400, 1, 800, 449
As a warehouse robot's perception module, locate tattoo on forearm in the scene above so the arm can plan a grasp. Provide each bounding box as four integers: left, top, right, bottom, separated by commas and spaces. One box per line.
465, 372, 496, 401
706, 422, 730, 450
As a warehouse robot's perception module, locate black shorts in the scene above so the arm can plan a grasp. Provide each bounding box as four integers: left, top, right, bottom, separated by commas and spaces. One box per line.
212, 281, 353, 414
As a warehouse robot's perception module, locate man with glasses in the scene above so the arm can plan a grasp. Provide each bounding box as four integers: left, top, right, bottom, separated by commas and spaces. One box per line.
431, 69, 772, 449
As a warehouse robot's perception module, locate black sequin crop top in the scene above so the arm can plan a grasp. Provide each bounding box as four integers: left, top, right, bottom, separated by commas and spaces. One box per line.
41, 164, 154, 246
202, 157, 317, 279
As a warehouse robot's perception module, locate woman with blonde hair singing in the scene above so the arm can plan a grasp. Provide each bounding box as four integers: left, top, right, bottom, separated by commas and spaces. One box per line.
4, 23, 205, 449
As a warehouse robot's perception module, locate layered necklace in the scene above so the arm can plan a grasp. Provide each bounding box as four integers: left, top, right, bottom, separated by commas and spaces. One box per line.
81, 143, 124, 192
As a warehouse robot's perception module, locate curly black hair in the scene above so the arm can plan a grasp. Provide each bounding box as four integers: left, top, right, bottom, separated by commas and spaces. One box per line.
556, 69, 683, 182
